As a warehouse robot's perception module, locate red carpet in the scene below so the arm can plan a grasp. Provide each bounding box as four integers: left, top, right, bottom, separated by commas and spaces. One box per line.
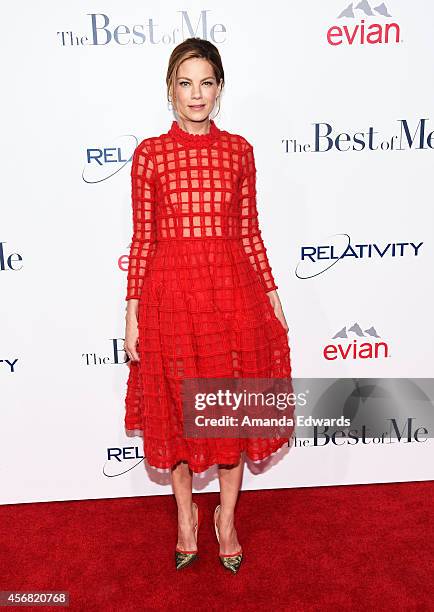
1, 481, 432, 611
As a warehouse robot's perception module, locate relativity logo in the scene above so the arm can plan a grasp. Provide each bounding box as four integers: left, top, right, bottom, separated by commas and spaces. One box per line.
82, 135, 137, 183
324, 322, 389, 361
103, 446, 144, 477
295, 234, 423, 279
0, 357, 18, 373
327, 1, 401, 46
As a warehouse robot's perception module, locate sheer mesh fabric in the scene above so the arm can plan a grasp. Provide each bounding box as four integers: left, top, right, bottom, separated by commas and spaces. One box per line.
124, 119, 293, 473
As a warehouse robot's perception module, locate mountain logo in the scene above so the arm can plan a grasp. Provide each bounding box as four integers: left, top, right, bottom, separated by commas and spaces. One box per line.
337, 1, 392, 19
332, 323, 380, 339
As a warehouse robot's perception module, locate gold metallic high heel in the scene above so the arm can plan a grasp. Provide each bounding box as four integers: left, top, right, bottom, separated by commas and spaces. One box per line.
214, 504, 243, 574
175, 501, 201, 570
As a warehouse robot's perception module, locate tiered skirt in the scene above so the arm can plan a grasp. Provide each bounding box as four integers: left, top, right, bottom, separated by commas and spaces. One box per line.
125, 238, 293, 473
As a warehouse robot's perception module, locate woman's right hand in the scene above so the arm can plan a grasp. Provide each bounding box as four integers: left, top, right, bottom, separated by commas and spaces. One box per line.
124, 301, 140, 362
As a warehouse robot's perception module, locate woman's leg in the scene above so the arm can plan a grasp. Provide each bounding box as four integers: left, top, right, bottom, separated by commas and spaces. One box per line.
216, 453, 244, 554
171, 461, 197, 550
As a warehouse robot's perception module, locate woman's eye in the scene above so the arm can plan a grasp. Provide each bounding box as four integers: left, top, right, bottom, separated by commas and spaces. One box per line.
179, 81, 214, 87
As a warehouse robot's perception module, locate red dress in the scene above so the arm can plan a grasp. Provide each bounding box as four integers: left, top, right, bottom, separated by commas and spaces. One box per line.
124, 119, 293, 473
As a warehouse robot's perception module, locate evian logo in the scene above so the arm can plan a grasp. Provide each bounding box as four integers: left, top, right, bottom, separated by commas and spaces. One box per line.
324, 322, 390, 361
328, 1, 401, 46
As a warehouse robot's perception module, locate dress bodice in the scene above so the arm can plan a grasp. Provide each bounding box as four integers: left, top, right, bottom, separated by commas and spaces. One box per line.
125, 119, 278, 299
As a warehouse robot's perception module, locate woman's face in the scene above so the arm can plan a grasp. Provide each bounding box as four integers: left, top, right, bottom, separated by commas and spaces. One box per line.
173, 57, 222, 124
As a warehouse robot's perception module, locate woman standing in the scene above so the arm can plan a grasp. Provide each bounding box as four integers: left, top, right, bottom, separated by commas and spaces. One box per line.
123, 37, 293, 573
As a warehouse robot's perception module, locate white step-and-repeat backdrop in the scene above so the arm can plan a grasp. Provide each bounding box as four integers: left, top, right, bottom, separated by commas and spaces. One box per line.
2, 1, 433, 504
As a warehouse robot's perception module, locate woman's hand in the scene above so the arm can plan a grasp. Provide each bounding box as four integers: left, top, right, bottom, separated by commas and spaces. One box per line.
124, 300, 140, 362
266, 289, 289, 333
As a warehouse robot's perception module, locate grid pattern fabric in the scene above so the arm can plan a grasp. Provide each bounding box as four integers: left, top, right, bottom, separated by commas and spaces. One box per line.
124, 119, 293, 473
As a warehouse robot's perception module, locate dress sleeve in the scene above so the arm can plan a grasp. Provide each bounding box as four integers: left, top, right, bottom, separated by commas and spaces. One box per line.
125, 143, 157, 301
238, 140, 278, 293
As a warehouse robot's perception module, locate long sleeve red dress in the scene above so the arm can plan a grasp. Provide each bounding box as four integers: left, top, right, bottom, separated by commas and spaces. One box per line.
124, 118, 293, 473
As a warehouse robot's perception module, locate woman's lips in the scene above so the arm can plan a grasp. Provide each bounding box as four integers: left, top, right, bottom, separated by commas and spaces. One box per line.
189, 104, 205, 110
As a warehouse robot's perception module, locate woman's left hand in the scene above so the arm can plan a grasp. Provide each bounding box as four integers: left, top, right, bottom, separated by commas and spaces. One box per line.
266, 290, 289, 333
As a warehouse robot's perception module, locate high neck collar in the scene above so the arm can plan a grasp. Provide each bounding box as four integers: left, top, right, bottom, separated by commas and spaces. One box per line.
168, 119, 220, 148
